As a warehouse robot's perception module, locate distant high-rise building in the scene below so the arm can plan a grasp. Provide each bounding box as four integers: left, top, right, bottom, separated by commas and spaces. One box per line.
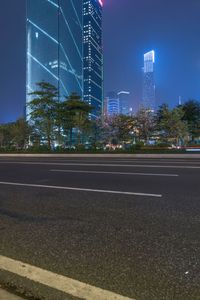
142, 50, 156, 111
83, 0, 103, 118
118, 91, 131, 115
106, 92, 119, 116
103, 97, 108, 116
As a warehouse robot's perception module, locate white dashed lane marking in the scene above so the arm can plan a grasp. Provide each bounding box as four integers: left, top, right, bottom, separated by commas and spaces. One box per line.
0, 181, 162, 198
50, 169, 179, 177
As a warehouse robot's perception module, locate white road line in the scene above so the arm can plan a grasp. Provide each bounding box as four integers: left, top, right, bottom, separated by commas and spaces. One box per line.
0, 181, 162, 198
0, 161, 200, 169
50, 169, 179, 177
0, 255, 135, 300
112, 159, 200, 164
0, 288, 24, 300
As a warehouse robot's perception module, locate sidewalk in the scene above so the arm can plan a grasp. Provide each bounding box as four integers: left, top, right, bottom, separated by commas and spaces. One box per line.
0, 288, 25, 300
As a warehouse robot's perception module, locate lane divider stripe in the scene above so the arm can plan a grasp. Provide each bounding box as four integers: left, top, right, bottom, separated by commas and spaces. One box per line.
0, 181, 162, 198
50, 169, 179, 177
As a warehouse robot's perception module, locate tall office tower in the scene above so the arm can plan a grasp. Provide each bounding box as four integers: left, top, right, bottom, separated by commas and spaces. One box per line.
106, 92, 119, 116
103, 97, 108, 117
83, 0, 103, 118
118, 91, 130, 115
142, 50, 156, 111
27, 0, 83, 108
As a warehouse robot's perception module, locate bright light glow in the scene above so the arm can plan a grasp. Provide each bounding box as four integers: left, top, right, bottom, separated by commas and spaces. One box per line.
144, 50, 155, 73
152, 50, 155, 63
118, 91, 130, 95
144, 50, 155, 63
98, 0, 103, 7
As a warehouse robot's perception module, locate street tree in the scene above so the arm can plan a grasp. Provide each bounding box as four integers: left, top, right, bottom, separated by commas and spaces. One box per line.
0, 124, 12, 148
182, 100, 200, 142
158, 106, 189, 146
28, 81, 58, 149
56, 93, 93, 146
109, 115, 137, 145
10, 118, 30, 149
135, 107, 155, 143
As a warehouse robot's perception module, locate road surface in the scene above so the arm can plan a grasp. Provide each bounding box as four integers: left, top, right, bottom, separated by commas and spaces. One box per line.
0, 157, 199, 300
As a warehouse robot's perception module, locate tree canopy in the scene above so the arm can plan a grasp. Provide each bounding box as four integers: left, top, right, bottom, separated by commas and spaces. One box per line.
1, 82, 199, 152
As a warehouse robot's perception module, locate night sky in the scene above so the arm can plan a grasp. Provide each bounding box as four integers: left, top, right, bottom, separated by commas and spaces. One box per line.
0, 0, 200, 123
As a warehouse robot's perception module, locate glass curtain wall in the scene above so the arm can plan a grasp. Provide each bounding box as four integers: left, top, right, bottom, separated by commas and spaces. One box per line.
83, 0, 103, 118
142, 50, 156, 111
59, 0, 83, 98
27, 0, 83, 110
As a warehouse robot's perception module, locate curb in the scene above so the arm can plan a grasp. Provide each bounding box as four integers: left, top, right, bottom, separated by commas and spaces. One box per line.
0, 153, 200, 158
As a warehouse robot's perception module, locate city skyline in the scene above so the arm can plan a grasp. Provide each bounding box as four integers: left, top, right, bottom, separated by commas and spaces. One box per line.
103, 0, 200, 111
0, 0, 200, 122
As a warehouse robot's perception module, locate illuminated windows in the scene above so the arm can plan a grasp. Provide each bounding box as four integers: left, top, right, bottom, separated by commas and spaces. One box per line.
83, 0, 103, 118
143, 50, 156, 111
27, 0, 103, 118
27, 0, 82, 103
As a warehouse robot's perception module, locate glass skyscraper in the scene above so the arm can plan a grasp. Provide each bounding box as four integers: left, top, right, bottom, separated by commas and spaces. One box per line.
27, 0, 103, 119
83, 0, 103, 118
27, 0, 83, 106
142, 50, 156, 111
118, 91, 131, 116
106, 92, 119, 116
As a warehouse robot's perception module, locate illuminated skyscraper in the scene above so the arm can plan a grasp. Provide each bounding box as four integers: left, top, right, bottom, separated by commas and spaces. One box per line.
27, 0, 103, 119
26, 0, 83, 107
118, 91, 131, 115
142, 50, 156, 111
106, 92, 119, 116
83, 0, 103, 118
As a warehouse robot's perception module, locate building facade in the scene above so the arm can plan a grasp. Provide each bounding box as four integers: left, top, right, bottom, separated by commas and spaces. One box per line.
142, 50, 156, 111
27, 0, 103, 118
106, 92, 119, 116
118, 91, 131, 115
83, 0, 103, 118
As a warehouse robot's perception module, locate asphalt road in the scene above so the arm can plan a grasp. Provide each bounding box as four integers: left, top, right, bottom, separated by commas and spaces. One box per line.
0, 157, 200, 300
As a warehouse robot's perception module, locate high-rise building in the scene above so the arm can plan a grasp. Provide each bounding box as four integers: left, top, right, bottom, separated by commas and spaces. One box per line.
103, 97, 108, 116
106, 92, 119, 116
83, 0, 103, 118
118, 91, 131, 115
27, 0, 83, 105
27, 0, 103, 118
142, 50, 156, 111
